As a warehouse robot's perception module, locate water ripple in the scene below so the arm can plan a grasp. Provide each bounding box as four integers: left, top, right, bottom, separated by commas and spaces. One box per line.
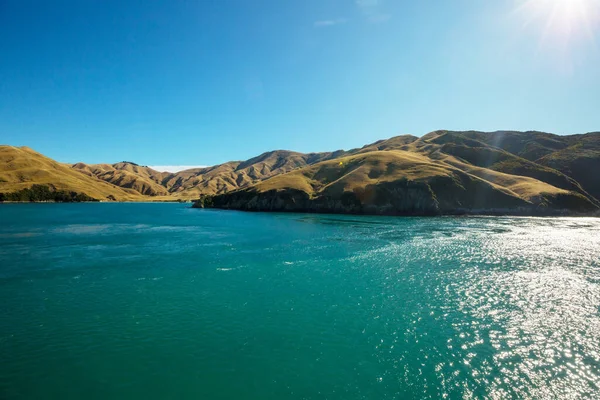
0, 205, 598, 399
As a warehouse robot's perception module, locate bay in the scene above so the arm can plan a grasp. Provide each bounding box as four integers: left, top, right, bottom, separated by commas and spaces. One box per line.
1, 203, 599, 399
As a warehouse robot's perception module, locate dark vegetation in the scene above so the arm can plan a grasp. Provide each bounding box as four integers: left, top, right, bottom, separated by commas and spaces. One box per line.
191, 194, 214, 208
0, 184, 98, 202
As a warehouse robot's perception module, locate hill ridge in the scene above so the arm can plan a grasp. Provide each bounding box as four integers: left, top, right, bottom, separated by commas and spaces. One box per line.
1, 130, 599, 214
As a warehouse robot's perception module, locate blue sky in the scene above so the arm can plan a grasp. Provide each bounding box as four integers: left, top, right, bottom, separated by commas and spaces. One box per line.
1, 0, 599, 168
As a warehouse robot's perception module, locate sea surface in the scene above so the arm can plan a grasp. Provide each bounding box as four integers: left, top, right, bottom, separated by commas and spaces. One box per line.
0, 203, 599, 399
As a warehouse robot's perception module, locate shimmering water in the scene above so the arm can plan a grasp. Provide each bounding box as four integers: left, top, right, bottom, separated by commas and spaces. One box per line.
1, 204, 599, 399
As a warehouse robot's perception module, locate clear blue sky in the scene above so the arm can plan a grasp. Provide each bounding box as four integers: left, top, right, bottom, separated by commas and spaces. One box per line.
1, 0, 599, 166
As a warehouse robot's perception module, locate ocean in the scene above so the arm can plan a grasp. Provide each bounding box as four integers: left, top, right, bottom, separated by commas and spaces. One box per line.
1, 203, 599, 399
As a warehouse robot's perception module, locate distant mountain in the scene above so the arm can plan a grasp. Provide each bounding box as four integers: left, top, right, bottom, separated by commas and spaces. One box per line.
71, 162, 170, 196
158, 150, 348, 198
1, 130, 599, 215
70, 149, 348, 198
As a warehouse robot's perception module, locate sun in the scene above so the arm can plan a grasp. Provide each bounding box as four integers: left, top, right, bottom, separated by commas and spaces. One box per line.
514, 0, 600, 43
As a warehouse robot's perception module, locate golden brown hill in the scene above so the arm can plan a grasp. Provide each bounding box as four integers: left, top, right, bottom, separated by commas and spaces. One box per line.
0, 146, 143, 201
355, 134, 419, 153
159, 149, 348, 198
199, 132, 599, 215
456, 130, 574, 161
423, 130, 600, 202
420, 132, 596, 203
2, 130, 599, 212
67, 150, 347, 199
72, 162, 170, 196
535, 133, 600, 201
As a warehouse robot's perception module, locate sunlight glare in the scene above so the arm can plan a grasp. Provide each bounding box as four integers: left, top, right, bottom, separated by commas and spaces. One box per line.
515, 0, 600, 43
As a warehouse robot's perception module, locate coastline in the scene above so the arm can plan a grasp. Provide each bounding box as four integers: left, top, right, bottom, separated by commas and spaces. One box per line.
2, 199, 598, 217
195, 204, 600, 218
2, 200, 598, 217
0, 200, 192, 204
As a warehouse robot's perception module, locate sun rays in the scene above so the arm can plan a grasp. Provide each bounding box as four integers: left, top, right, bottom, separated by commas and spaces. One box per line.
514, 0, 599, 46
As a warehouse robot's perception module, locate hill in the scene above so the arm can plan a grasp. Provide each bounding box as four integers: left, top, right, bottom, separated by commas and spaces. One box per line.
1, 130, 599, 214
161, 149, 347, 198
0, 146, 143, 201
72, 162, 170, 196
535, 133, 600, 201
450, 130, 600, 200
73, 150, 348, 199
198, 131, 600, 215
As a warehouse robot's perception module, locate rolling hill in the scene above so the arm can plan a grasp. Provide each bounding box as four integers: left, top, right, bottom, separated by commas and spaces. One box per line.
198, 131, 600, 215
71, 162, 170, 196
1, 130, 599, 215
451, 130, 600, 200
0, 146, 144, 201
71, 150, 347, 199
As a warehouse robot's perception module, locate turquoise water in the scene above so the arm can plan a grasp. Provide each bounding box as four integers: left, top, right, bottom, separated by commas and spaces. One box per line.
1, 204, 599, 399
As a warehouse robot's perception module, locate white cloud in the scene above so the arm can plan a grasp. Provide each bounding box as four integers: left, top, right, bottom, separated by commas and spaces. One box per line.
314, 18, 348, 27
149, 165, 208, 173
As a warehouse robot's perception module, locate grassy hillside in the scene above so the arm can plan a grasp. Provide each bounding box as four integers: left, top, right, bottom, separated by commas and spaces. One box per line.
0, 146, 143, 201
201, 133, 599, 215
422, 130, 600, 202
535, 133, 600, 201
423, 137, 594, 203
2, 130, 599, 213
154, 149, 348, 198
1, 146, 349, 201
455, 130, 571, 161
72, 162, 170, 196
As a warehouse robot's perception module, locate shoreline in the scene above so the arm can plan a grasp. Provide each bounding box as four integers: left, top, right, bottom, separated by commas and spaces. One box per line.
0, 200, 191, 204
2, 200, 599, 218
197, 204, 600, 218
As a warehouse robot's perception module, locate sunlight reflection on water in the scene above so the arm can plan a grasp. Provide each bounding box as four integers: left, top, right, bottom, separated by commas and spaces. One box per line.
408, 218, 599, 399
0, 206, 598, 400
